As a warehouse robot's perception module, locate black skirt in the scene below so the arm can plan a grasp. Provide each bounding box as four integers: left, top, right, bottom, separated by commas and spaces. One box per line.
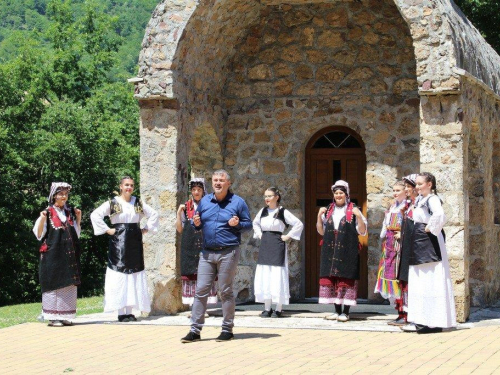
108, 223, 144, 274
180, 219, 203, 275
409, 222, 442, 266
257, 231, 286, 267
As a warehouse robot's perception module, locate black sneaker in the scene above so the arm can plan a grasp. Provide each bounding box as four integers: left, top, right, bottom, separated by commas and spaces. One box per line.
127, 314, 137, 321
271, 310, 282, 318
118, 315, 130, 322
260, 309, 273, 318
181, 331, 201, 343
216, 332, 234, 342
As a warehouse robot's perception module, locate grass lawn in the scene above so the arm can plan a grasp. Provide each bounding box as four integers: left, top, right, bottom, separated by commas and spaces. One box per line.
0, 296, 103, 329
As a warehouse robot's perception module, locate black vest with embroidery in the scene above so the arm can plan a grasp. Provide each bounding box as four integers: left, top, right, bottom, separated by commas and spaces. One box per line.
320, 204, 360, 280
39, 205, 81, 293
107, 197, 145, 274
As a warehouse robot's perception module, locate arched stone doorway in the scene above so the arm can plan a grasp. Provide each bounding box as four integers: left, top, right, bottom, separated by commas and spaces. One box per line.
134, 0, 500, 320
305, 127, 367, 298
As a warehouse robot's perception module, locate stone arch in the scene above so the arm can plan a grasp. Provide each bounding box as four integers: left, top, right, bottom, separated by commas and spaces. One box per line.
135, 0, 500, 316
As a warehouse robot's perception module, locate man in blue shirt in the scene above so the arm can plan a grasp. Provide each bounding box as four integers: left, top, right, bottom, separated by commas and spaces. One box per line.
181, 169, 252, 343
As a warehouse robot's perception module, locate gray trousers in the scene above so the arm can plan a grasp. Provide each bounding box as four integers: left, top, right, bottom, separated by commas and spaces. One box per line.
190, 246, 241, 334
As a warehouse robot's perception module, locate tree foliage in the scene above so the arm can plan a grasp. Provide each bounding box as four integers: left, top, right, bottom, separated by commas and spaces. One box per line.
0, 0, 153, 306
454, 0, 500, 53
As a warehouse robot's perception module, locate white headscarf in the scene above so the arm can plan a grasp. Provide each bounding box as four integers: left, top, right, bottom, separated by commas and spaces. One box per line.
47, 182, 72, 203
331, 180, 350, 205
189, 177, 206, 196
403, 174, 418, 187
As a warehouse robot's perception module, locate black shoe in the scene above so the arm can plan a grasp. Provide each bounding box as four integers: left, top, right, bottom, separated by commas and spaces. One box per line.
271, 310, 282, 318
260, 309, 273, 318
216, 332, 234, 342
127, 314, 137, 321
416, 325, 443, 334
118, 315, 130, 322
181, 331, 201, 343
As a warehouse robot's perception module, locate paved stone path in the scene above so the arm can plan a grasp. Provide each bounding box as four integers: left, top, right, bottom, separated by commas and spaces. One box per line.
2, 306, 500, 374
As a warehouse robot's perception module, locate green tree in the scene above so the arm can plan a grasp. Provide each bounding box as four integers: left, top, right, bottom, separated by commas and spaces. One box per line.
0, 0, 139, 305
454, 0, 500, 53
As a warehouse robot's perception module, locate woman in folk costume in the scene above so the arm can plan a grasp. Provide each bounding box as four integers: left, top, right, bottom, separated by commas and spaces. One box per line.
253, 187, 304, 318
374, 181, 406, 323
392, 174, 419, 326
33, 182, 82, 327
90, 176, 158, 322
317, 180, 367, 322
175, 178, 218, 306
403, 172, 456, 334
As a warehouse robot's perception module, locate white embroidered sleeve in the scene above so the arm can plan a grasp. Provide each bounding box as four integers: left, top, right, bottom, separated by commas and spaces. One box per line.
33, 217, 47, 241
284, 210, 304, 241
90, 201, 112, 236
142, 202, 159, 233
426, 196, 446, 236
252, 209, 264, 240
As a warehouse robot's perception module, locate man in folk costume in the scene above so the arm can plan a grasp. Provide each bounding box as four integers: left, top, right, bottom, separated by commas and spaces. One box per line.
317, 180, 367, 322
176, 178, 218, 306
33, 182, 82, 327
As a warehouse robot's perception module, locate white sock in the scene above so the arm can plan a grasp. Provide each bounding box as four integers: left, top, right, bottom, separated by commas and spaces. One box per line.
264, 299, 272, 311
126, 306, 133, 315
118, 307, 126, 315
275, 303, 283, 312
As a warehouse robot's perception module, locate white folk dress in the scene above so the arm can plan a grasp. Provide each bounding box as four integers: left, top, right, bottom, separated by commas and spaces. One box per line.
90, 196, 158, 314
33, 209, 81, 321
407, 194, 457, 328
253, 208, 304, 305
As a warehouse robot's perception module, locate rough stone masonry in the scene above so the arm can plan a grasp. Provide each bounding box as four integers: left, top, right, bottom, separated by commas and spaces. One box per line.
133, 0, 500, 323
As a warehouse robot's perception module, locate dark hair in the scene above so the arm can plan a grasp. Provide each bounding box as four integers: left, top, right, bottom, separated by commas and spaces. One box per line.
266, 187, 282, 203
190, 181, 204, 191
418, 172, 437, 194
120, 176, 134, 184
333, 186, 348, 195
116, 176, 134, 195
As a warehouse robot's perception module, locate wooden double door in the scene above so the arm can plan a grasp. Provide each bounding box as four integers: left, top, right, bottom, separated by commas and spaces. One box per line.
304, 129, 367, 298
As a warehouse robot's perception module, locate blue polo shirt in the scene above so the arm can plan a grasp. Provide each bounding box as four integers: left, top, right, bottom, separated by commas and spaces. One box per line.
193, 192, 252, 249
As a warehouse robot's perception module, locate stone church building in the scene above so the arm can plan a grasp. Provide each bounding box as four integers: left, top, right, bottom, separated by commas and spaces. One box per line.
131, 0, 500, 322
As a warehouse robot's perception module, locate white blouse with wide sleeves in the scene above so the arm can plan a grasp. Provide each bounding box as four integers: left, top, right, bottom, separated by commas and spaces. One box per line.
90, 196, 158, 314
253, 207, 304, 305
408, 194, 456, 328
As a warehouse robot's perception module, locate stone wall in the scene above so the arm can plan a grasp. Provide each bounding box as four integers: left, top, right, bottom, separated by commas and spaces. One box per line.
461, 80, 500, 309
222, 1, 420, 301
134, 0, 500, 318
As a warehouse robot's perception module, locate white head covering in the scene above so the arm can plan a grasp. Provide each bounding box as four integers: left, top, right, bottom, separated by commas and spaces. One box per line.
331, 180, 350, 205
403, 174, 418, 187
189, 178, 206, 196
47, 182, 72, 203
331, 180, 350, 196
